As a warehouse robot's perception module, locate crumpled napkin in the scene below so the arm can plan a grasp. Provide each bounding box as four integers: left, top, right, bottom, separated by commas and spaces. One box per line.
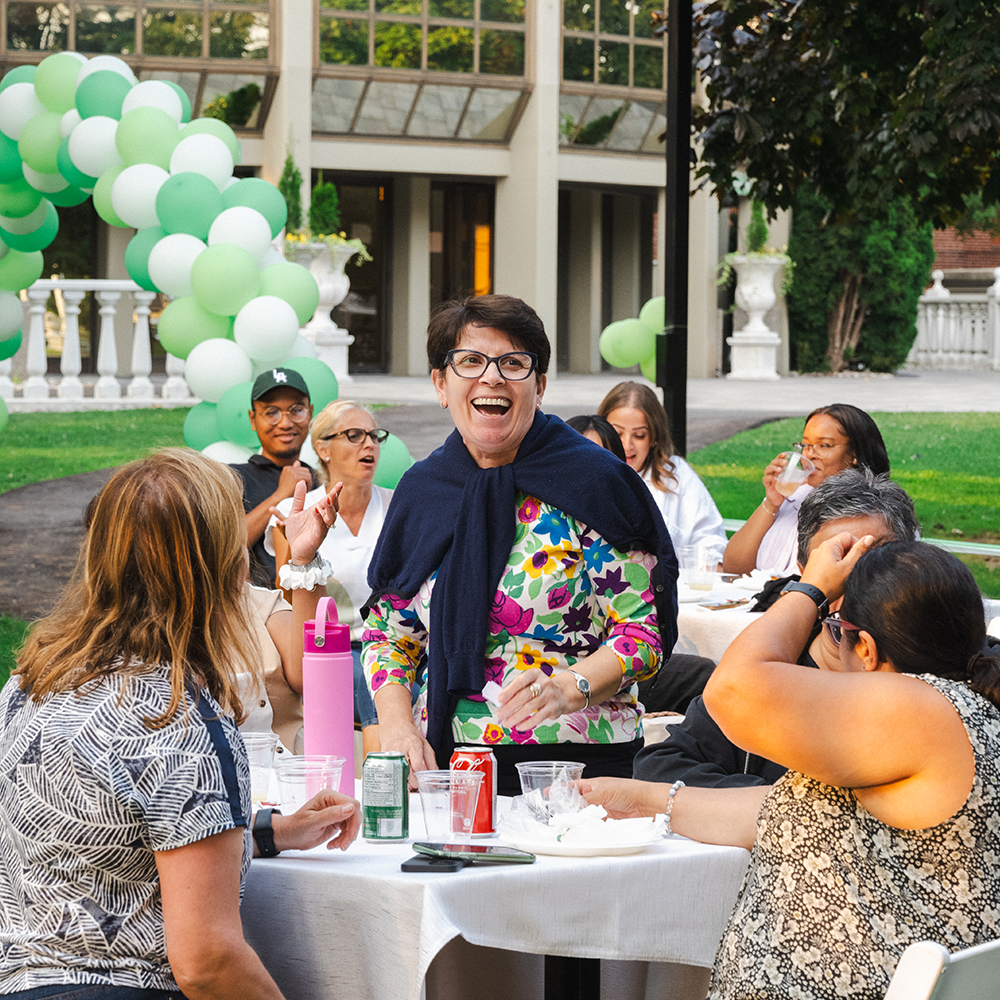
732, 569, 775, 591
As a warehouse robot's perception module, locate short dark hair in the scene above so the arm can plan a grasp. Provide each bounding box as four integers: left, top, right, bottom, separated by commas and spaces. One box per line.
805, 403, 889, 476
426, 294, 550, 375
566, 414, 627, 462
840, 541, 1000, 709
796, 468, 918, 566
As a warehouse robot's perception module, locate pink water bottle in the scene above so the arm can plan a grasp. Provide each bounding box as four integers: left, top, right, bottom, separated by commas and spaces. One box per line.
302, 596, 354, 795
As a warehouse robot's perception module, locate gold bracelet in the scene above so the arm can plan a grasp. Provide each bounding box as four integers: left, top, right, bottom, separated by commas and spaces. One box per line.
761, 499, 779, 517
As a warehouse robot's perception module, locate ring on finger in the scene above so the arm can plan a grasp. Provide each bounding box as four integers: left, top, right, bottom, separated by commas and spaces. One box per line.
530, 681, 541, 699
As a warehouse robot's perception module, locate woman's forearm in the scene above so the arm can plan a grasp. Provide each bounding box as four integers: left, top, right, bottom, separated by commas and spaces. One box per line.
722, 502, 778, 574
669, 784, 769, 851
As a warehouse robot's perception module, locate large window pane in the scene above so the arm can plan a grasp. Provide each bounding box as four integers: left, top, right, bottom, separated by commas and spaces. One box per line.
562, 36, 593, 81
375, 0, 421, 12
429, 0, 472, 17
6, 3, 69, 51
598, 39, 628, 85
143, 10, 202, 57
562, 0, 594, 31
599, 0, 628, 36
634, 0, 664, 39
374, 22, 421, 67
319, 17, 369, 65
479, 29, 523, 75
427, 26, 473, 71
75, 4, 135, 53
322, 0, 368, 8
633, 44, 662, 88
209, 11, 268, 59
481, 0, 524, 23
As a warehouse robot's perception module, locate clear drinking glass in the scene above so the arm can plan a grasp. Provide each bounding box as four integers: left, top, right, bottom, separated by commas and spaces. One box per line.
775, 444, 815, 497
242, 731, 280, 806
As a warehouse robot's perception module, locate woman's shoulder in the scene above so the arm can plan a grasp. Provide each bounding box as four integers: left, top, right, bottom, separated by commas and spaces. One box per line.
244, 582, 291, 618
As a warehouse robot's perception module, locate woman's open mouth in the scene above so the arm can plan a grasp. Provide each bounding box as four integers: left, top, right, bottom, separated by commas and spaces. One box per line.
472, 396, 511, 416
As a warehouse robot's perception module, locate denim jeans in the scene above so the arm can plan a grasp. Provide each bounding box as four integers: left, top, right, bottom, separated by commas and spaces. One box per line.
8, 985, 184, 1000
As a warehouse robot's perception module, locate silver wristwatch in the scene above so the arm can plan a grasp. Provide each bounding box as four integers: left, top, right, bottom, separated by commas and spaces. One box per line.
568, 670, 591, 709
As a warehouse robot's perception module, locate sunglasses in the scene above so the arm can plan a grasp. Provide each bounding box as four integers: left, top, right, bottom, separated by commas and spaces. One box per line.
321, 428, 389, 444
820, 615, 866, 646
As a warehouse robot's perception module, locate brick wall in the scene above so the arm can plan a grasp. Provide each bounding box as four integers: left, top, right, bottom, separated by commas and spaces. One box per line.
933, 227, 1000, 270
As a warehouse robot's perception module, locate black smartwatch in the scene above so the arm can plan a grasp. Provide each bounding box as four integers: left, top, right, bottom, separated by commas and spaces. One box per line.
252, 808, 281, 858
780, 580, 829, 619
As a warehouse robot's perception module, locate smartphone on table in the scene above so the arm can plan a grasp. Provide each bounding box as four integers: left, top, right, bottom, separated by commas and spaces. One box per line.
400, 842, 536, 872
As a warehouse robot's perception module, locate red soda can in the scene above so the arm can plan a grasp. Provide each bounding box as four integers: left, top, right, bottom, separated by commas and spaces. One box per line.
450, 746, 497, 836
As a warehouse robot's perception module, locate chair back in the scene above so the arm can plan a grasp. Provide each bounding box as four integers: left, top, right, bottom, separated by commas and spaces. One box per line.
884, 939, 1000, 1000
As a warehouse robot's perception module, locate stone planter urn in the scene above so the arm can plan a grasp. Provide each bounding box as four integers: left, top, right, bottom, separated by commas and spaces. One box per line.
287, 240, 358, 383
726, 254, 788, 380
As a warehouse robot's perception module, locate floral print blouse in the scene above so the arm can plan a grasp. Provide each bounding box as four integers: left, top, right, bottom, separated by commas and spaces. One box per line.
362, 492, 661, 746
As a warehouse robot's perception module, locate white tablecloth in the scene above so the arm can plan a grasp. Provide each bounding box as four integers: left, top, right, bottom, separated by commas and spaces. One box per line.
241, 792, 750, 1000
674, 578, 760, 662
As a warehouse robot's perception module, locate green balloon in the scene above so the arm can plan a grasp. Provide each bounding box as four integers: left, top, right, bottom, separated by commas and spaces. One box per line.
57, 137, 97, 190
639, 351, 658, 382
165, 82, 192, 123
0, 395, 7, 435
281, 356, 339, 411
0, 66, 36, 94
0, 132, 23, 184
373, 433, 414, 489
190, 243, 260, 317
222, 177, 288, 238
116, 106, 179, 168
258, 261, 319, 326
34, 53, 83, 113
125, 225, 167, 291
155, 172, 222, 238
0, 200, 58, 251
47, 183, 89, 207
639, 295, 665, 334
182, 118, 239, 162
216, 381, 260, 448
0, 177, 43, 219
0, 329, 21, 361
92, 166, 128, 227
75, 69, 133, 119
183, 401, 221, 450
17, 110, 62, 175
599, 318, 655, 369
157, 296, 231, 359
0, 249, 43, 291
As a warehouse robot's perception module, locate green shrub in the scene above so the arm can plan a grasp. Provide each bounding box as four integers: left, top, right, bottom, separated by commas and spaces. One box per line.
745, 200, 769, 253
309, 172, 341, 235
278, 155, 303, 233
202, 82, 261, 127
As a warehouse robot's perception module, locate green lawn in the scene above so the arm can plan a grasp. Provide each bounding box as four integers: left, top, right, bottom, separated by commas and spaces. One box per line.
0, 615, 30, 687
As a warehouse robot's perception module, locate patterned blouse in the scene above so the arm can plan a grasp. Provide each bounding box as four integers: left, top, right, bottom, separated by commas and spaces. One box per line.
708, 675, 1000, 1000
363, 492, 661, 746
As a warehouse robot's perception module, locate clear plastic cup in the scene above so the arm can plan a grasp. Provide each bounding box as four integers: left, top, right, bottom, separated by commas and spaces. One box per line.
680, 540, 716, 591
274, 755, 346, 813
775, 449, 815, 497
514, 760, 586, 796
415, 769, 483, 842
242, 731, 279, 805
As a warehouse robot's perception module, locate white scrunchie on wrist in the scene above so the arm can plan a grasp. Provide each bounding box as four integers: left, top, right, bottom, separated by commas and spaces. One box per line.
278, 554, 333, 591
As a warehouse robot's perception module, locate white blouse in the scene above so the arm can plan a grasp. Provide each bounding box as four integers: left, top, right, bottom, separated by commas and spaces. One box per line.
755, 482, 813, 575
643, 458, 728, 565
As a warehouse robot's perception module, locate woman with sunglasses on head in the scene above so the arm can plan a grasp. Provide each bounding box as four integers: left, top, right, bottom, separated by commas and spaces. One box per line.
362, 294, 677, 795
723, 403, 890, 577
582, 537, 1000, 999
268, 401, 392, 757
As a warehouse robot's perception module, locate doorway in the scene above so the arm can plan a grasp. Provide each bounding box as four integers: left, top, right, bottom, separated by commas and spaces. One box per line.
430, 182, 494, 309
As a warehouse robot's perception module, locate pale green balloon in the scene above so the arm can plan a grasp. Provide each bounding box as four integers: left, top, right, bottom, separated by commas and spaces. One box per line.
17, 110, 63, 175
92, 166, 128, 227
0, 248, 44, 292
157, 296, 231, 359
115, 106, 179, 168
33, 53, 85, 113
640, 351, 658, 382
190, 243, 260, 317
639, 296, 665, 334
258, 261, 319, 325
182, 117, 239, 162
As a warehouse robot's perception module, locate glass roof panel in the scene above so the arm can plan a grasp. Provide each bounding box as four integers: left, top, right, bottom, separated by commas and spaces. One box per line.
558, 93, 591, 145
353, 80, 419, 133
201, 72, 265, 126
312, 76, 366, 132
457, 87, 520, 141
605, 99, 655, 150
408, 84, 469, 137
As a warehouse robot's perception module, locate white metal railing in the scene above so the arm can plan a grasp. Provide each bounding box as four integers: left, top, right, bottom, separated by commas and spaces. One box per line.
0, 279, 191, 410
909, 268, 1000, 369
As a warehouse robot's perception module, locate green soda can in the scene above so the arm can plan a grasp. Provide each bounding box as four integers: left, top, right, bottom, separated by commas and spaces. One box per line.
362, 751, 410, 842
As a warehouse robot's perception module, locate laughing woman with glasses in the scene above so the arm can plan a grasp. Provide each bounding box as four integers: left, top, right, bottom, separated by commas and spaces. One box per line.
266, 400, 393, 757
362, 294, 678, 795
724, 403, 890, 577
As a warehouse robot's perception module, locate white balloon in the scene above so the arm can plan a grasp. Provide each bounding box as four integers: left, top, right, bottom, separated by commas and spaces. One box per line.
169, 133, 234, 192
186, 338, 253, 403
23, 164, 69, 193
233, 295, 300, 365
289, 334, 318, 359
120, 80, 184, 122
0, 83, 46, 141
0, 290, 24, 340
259, 247, 286, 269
67, 115, 123, 178
59, 108, 82, 138
208, 206, 272, 264
111, 163, 169, 230
147, 233, 207, 299
76, 55, 137, 87
0, 200, 48, 235
201, 440, 254, 463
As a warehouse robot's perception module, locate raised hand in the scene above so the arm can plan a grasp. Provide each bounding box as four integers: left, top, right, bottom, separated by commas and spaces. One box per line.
279, 480, 343, 565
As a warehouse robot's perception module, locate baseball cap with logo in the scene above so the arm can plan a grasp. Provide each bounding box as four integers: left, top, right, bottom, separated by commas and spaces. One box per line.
251, 367, 310, 403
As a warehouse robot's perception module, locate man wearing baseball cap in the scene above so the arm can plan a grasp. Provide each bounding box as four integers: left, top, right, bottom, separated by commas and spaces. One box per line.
230, 367, 318, 587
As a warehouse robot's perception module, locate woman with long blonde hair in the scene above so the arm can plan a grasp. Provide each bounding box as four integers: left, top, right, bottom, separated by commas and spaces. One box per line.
2, 448, 358, 999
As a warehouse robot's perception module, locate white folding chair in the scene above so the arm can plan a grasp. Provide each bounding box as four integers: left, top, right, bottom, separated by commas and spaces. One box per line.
883, 939, 1000, 1000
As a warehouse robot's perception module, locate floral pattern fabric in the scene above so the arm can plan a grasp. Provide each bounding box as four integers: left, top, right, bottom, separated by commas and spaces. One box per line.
707, 675, 1000, 1000
362, 492, 661, 746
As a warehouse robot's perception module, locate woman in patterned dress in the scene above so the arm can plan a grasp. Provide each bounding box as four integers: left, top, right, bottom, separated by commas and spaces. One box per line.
363, 294, 679, 795
582, 537, 1000, 999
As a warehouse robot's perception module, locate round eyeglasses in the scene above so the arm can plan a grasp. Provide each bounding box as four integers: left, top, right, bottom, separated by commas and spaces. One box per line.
257, 404, 311, 426
321, 428, 389, 444
821, 615, 866, 646
796, 440, 848, 456
444, 350, 538, 381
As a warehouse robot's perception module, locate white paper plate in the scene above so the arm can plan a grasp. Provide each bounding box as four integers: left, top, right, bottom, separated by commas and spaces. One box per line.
508, 832, 661, 857
677, 586, 715, 603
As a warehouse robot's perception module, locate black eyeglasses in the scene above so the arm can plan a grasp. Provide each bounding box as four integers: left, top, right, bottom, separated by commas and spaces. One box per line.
321, 428, 389, 444
444, 350, 538, 381
821, 615, 866, 646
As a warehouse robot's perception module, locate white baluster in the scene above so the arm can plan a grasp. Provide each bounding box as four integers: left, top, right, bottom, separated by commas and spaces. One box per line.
163, 351, 191, 399
924, 269, 951, 300
0, 356, 12, 399
94, 289, 122, 400
988, 268, 1000, 371
58, 288, 85, 400
23, 288, 50, 400
127, 291, 156, 400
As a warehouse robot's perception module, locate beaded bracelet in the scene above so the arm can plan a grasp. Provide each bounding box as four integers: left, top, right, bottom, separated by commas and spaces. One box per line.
278, 553, 333, 591
761, 498, 779, 517
664, 779, 685, 836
